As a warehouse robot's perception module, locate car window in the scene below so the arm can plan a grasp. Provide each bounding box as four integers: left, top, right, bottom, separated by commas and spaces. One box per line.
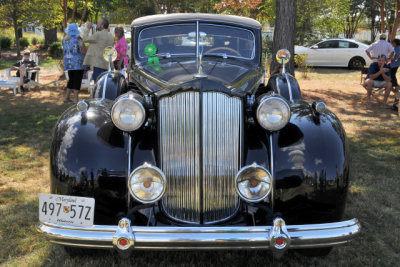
199, 24, 255, 59
349, 42, 359, 48
318, 40, 338, 49
338, 41, 350, 48
137, 23, 255, 61
138, 24, 196, 59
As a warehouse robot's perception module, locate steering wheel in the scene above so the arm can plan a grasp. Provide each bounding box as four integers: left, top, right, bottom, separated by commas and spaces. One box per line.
205, 46, 241, 57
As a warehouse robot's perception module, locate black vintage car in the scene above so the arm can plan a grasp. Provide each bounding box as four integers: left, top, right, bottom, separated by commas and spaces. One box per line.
38, 13, 360, 257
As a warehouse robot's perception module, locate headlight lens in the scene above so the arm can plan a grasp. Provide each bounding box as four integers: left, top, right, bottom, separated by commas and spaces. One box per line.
128, 164, 166, 204
256, 96, 290, 131
235, 163, 272, 203
111, 94, 146, 131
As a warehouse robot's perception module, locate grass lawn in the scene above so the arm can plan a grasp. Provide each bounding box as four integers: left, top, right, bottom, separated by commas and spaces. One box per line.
0, 67, 399, 266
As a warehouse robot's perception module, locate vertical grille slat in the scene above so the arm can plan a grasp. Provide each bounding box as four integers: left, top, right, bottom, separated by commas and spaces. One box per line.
160, 91, 242, 224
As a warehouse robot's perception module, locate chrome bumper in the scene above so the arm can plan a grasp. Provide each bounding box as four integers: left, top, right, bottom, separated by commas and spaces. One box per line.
37, 217, 360, 254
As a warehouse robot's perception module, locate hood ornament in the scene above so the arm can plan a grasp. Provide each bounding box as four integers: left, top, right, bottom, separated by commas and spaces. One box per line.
194, 54, 208, 78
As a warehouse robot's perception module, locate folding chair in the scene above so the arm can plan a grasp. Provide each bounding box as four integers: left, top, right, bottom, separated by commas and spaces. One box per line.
26, 53, 41, 90
361, 66, 386, 102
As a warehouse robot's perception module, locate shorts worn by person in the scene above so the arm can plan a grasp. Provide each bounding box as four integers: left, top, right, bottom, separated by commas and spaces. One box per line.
82, 18, 114, 81
11, 49, 40, 92
364, 55, 392, 106
63, 23, 85, 104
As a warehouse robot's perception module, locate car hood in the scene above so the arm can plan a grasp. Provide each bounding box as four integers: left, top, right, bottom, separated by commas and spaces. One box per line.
132, 58, 262, 95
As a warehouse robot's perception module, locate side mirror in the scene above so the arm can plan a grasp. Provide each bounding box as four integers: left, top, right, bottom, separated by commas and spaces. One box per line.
276, 49, 291, 64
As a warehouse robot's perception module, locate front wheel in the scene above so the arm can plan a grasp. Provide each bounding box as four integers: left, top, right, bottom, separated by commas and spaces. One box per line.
348, 57, 365, 70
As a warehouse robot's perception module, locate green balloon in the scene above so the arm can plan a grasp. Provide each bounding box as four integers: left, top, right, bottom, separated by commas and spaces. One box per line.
145, 44, 157, 56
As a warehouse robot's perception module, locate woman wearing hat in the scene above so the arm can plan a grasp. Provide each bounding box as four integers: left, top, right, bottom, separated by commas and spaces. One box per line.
62, 23, 84, 103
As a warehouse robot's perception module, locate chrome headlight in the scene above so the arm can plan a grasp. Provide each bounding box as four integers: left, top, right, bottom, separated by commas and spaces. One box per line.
235, 163, 272, 203
256, 96, 290, 131
128, 163, 166, 204
111, 93, 146, 131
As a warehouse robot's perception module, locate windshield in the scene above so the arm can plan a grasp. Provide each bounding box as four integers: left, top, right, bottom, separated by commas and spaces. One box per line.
138, 23, 255, 61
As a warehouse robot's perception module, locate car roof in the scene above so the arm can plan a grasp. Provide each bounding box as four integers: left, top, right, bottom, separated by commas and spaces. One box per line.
131, 13, 262, 29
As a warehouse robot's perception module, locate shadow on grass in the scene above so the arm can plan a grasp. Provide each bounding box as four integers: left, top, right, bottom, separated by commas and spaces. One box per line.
0, 85, 90, 158
302, 86, 398, 120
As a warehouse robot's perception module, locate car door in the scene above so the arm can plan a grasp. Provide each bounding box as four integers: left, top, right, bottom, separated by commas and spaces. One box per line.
336, 41, 357, 67
305, 40, 338, 67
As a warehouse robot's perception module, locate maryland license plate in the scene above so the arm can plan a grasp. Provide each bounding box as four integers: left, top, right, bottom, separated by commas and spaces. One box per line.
39, 194, 95, 227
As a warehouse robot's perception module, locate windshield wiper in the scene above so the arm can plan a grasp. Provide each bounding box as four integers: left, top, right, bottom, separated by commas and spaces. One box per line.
203, 53, 229, 59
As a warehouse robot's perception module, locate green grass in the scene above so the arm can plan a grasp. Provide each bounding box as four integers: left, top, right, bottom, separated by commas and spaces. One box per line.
0, 69, 399, 266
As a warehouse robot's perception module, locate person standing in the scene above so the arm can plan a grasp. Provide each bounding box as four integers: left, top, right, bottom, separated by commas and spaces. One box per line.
113, 26, 128, 76
82, 18, 114, 81
62, 23, 84, 104
366, 33, 394, 62
390, 39, 400, 104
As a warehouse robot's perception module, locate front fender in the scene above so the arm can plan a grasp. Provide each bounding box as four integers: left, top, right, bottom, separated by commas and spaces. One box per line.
50, 100, 129, 224
272, 101, 349, 224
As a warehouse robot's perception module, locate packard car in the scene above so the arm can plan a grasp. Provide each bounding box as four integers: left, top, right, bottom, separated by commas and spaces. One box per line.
37, 13, 360, 257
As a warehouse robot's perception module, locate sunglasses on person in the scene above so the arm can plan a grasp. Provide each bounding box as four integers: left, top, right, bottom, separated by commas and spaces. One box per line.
377, 54, 386, 59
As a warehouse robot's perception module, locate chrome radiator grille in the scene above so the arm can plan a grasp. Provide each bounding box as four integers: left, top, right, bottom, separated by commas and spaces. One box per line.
159, 91, 242, 224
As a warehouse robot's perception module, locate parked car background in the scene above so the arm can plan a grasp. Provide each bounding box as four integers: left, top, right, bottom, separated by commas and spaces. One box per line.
295, 39, 373, 69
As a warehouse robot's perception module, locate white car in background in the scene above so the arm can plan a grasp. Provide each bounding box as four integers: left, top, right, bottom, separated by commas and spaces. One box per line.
295, 39, 373, 69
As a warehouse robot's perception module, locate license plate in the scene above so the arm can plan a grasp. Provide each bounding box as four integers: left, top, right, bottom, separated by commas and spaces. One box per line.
39, 194, 95, 227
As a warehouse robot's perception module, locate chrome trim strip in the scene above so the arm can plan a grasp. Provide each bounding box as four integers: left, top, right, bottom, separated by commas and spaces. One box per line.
127, 134, 132, 207
101, 72, 110, 100
284, 73, 294, 103
196, 20, 199, 66
269, 134, 274, 209
37, 218, 361, 250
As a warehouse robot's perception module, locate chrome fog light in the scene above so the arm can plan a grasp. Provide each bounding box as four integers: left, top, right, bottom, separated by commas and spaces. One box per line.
111, 93, 146, 132
235, 163, 272, 203
128, 163, 166, 204
256, 96, 290, 131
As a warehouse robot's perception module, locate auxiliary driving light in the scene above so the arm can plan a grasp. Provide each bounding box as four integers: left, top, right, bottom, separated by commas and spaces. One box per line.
235, 163, 272, 203
111, 92, 146, 132
128, 163, 166, 204
256, 96, 291, 131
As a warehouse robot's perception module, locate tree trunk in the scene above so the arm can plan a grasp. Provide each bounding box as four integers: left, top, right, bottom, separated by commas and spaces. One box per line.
371, 15, 376, 41
44, 28, 58, 49
72, 0, 77, 22
13, 18, 21, 57
17, 28, 23, 38
381, 0, 385, 33
80, 0, 90, 26
390, 0, 400, 41
271, 0, 297, 76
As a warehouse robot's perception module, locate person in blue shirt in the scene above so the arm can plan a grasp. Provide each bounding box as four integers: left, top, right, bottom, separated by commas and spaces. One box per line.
364, 54, 392, 106
390, 39, 400, 104
62, 23, 84, 103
